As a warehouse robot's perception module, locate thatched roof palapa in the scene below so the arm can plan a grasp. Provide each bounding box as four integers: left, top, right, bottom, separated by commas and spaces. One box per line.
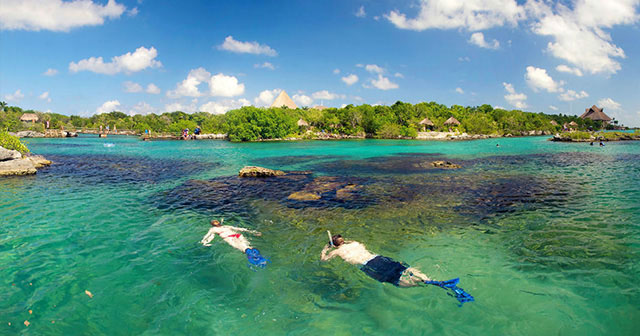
550, 120, 558, 126
569, 121, 578, 126
580, 105, 612, 122
270, 90, 297, 109
297, 119, 309, 127
419, 117, 434, 126
444, 116, 461, 126
312, 105, 328, 110
20, 113, 39, 122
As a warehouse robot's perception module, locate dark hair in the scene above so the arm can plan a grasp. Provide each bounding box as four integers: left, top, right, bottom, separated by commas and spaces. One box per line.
210, 220, 220, 226
331, 234, 344, 246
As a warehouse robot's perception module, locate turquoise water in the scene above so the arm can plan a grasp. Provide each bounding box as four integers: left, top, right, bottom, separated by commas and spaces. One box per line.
1, 135, 639, 335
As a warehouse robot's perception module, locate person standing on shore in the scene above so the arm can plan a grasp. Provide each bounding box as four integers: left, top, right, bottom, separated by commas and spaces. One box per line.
201, 219, 268, 268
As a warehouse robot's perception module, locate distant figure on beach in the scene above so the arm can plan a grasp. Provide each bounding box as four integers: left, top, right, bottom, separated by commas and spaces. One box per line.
320, 234, 473, 304
194, 127, 201, 135
590, 141, 594, 146
600, 141, 605, 147
201, 219, 268, 267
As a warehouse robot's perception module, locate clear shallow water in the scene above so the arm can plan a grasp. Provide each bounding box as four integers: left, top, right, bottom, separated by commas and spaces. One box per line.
1, 135, 639, 335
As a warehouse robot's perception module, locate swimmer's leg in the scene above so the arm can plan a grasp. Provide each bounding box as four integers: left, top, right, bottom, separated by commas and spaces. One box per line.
397, 267, 432, 287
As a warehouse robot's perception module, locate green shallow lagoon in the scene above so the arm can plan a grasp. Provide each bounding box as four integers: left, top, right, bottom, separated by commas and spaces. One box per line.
1, 135, 639, 335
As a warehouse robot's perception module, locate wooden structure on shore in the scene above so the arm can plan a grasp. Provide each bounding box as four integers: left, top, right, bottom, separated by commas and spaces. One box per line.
580, 105, 612, 124
20, 113, 39, 123
419, 117, 434, 131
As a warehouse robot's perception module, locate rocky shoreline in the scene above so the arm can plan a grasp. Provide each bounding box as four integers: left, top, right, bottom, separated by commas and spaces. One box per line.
10, 130, 78, 138
0, 146, 52, 176
550, 132, 640, 142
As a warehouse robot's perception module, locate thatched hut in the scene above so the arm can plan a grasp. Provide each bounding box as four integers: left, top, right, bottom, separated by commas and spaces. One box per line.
580, 105, 611, 124
297, 119, 309, 128
569, 121, 578, 127
444, 116, 461, 126
419, 117, 434, 131
20, 113, 39, 123
270, 90, 298, 109
550, 120, 558, 126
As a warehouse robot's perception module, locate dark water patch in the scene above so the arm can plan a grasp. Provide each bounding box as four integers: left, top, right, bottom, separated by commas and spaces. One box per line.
311, 153, 459, 176
40, 154, 218, 185
461, 175, 570, 219
155, 173, 376, 213
468, 152, 610, 169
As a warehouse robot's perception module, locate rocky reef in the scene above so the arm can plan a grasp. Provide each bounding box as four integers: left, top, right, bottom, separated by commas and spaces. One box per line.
0, 146, 52, 176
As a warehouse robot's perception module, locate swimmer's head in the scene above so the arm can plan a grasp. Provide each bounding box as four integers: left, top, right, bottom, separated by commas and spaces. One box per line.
331, 234, 344, 247
210, 220, 221, 226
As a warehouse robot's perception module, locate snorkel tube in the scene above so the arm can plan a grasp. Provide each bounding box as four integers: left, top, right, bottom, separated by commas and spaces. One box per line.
327, 230, 334, 247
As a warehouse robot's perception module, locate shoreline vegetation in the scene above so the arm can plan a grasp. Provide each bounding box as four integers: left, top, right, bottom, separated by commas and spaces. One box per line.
2, 101, 632, 142
0, 131, 51, 176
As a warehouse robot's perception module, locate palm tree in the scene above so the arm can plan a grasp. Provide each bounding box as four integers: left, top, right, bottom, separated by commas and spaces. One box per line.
0, 101, 7, 112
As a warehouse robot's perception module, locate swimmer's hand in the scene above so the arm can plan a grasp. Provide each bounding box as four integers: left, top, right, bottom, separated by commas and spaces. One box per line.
203, 243, 212, 247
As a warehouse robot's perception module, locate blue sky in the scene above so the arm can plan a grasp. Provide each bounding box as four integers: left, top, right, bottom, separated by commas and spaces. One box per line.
1, 0, 639, 126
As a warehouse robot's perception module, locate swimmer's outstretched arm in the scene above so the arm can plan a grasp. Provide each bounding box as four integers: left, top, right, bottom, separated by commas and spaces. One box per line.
200, 228, 216, 246
321, 244, 338, 261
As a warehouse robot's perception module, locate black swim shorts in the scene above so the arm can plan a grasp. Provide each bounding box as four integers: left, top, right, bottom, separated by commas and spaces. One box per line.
361, 256, 409, 286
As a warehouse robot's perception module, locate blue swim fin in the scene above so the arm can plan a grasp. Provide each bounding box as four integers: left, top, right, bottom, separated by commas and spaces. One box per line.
425, 277, 474, 306
245, 248, 268, 268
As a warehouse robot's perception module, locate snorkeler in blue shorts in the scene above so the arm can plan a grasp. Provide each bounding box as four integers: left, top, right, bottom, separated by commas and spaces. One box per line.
321, 234, 473, 305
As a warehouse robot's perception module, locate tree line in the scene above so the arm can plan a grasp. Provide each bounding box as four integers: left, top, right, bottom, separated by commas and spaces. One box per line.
0, 101, 611, 142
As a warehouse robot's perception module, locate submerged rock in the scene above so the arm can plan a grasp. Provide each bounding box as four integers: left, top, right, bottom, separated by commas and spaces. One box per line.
239, 166, 285, 177
287, 191, 321, 201
431, 160, 462, 169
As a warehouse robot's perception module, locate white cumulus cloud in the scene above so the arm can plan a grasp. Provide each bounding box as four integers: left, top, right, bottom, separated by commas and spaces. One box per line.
597, 98, 621, 111
43, 68, 58, 76
38, 91, 51, 102
209, 73, 245, 97
123, 81, 143, 93
146, 83, 161, 94
355, 6, 366, 18
200, 98, 251, 114
370, 74, 398, 90
341, 74, 359, 86
525, 66, 563, 93
0, 0, 127, 32
293, 94, 313, 106
558, 89, 589, 102
219, 36, 277, 56
69, 46, 162, 75
129, 101, 157, 116
254, 89, 281, 107
96, 100, 121, 114
555, 64, 583, 77
4, 89, 24, 101
167, 67, 211, 98
312, 90, 346, 100
503, 82, 528, 109
364, 64, 385, 74
456, 87, 464, 94
529, 0, 639, 75
468, 32, 500, 49
549, 105, 558, 111
386, 0, 525, 31
254, 62, 275, 70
